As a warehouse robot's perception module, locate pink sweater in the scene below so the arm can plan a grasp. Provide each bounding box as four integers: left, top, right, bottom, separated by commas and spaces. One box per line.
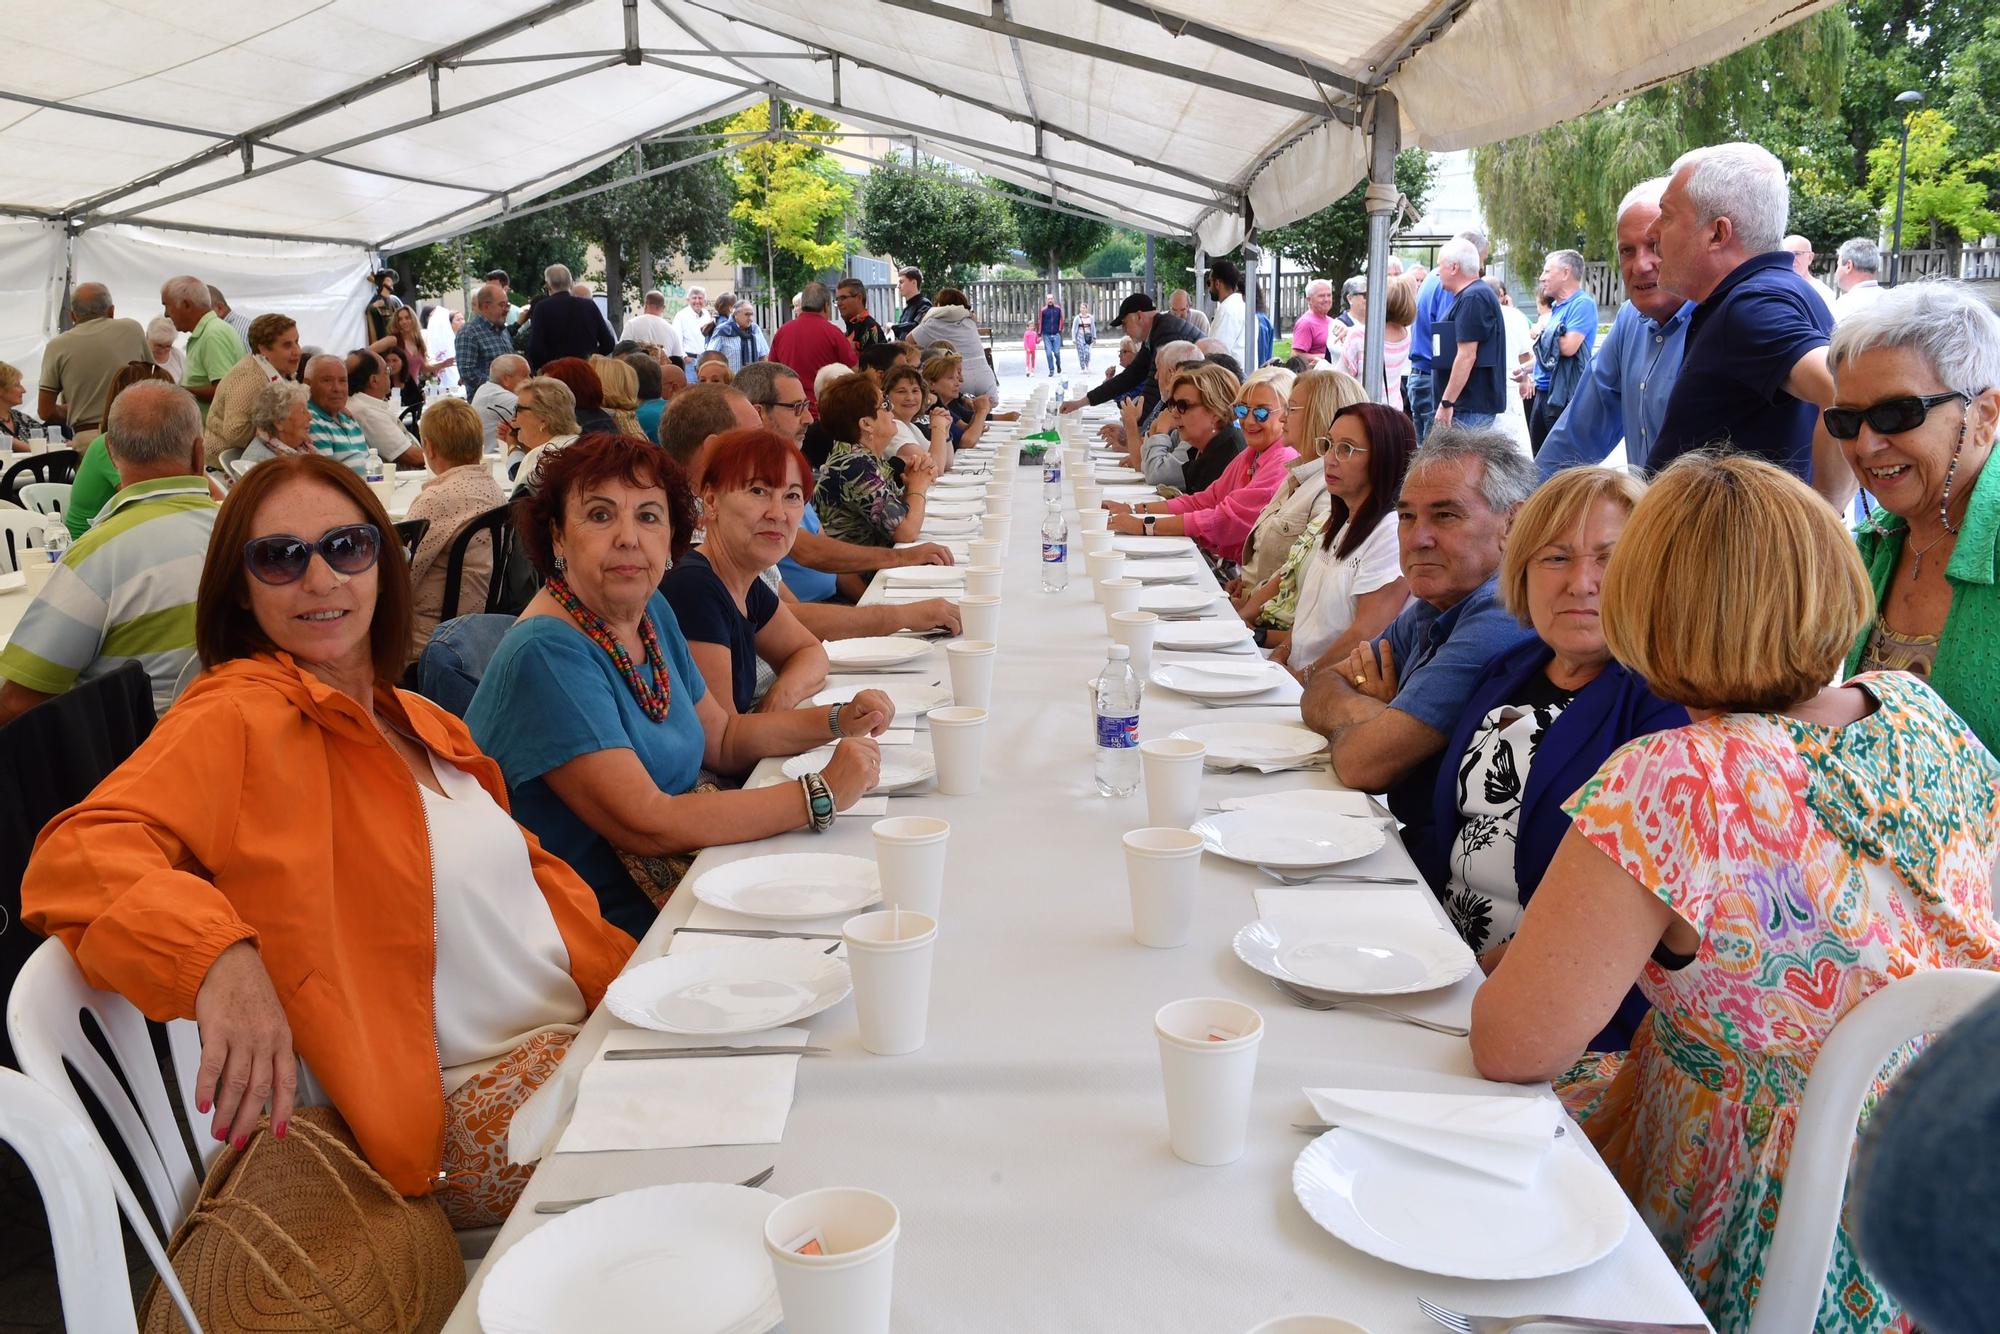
1166, 441, 1300, 563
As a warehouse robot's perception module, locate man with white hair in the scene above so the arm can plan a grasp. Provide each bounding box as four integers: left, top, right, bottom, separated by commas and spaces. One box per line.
621, 289, 684, 361
1832, 238, 1885, 321
1527, 248, 1599, 451
674, 286, 711, 354
1538, 178, 1695, 476
471, 353, 529, 451
456, 281, 515, 395
208, 285, 252, 346
303, 353, 367, 474
1430, 236, 1507, 433
161, 274, 244, 418
1291, 279, 1337, 364
0, 381, 217, 722
36, 282, 147, 435
524, 262, 613, 369
1782, 235, 1838, 318
1408, 230, 1489, 440
1647, 141, 1845, 503
145, 316, 184, 382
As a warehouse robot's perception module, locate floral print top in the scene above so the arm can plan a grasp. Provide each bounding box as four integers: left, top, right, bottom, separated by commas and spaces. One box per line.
812, 440, 908, 549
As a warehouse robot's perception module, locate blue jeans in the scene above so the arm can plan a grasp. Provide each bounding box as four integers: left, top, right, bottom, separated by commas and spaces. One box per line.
1453, 412, 1496, 430
1042, 335, 1063, 374
1406, 368, 1435, 439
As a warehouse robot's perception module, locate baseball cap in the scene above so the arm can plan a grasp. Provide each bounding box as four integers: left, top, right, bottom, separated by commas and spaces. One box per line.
1114, 293, 1156, 322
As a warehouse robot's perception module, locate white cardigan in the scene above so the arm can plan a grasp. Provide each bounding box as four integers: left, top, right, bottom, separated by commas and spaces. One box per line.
906, 305, 999, 399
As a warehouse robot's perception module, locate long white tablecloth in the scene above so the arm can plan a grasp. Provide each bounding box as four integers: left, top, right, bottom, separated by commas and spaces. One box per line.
443, 425, 1708, 1333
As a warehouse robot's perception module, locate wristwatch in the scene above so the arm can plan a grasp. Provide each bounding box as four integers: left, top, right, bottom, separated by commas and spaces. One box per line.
1143, 514, 1157, 534
1438, 399, 1456, 411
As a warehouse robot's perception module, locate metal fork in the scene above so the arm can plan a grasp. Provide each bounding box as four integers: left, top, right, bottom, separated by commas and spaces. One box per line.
1205, 762, 1329, 775
1258, 864, 1417, 885
1416, 1298, 1710, 1334
1269, 978, 1469, 1036
534, 1165, 775, 1215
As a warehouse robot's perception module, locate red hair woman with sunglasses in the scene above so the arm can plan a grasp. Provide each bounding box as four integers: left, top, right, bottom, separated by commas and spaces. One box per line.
23, 454, 636, 1225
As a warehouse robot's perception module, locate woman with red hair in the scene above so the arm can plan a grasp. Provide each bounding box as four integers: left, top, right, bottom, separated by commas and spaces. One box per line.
537, 356, 616, 434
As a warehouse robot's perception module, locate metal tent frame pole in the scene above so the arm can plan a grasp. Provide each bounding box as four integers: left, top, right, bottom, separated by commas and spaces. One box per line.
1362, 92, 1399, 403
1241, 209, 1260, 372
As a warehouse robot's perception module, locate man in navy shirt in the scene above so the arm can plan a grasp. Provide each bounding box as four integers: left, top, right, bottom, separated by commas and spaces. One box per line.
1647, 142, 1851, 508
1407, 230, 1487, 440
1528, 249, 1599, 451
1037, 294, 1065, 376
1300, 428, 1539, 843
1431, 236, 1508, 433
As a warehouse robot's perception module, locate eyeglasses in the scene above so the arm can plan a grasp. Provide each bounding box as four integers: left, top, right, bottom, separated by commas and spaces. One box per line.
1822, 390, 1976, 440
1233, 404, 1275, 424
242, 523, 381, 586
765, 397, 811, 416
1165, 398, 1200, 413
1319, 437, 1370, 462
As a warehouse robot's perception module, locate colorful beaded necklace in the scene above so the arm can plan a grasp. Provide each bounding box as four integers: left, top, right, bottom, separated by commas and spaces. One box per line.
545, 575, 671, 721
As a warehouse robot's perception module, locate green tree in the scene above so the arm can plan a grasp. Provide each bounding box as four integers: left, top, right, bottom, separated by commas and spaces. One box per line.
726, 103, 855, 299
1866, 109, 2000, 244
1079, 232, 1144, 278
999, 189, 1111, 287
397, 212, 587, 301
1261, 148, 1437, 281
1836, 0, 1984, 186
1789, 188, 1881, 256
1941, 13, 2000, 207
857, 152, 1015, 287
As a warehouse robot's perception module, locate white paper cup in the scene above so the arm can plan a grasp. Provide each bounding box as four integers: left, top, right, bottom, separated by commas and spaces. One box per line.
944, 639, 996, 710
1077, 508, 1109, 533
1109, 609, 1157, 676
1122, 827, 1204, 948
369, 476, 397, 508
967, 539, 1002, 567
763, 1186, 901, 1333
982, 515, 1012, 555
958, 594, 1000, 642
1086, 549, 1126, 598
870, 816, 949, 918
842, 910, 939, 1056
1079, 530, 1115, 558
1155, 997, 1264, 1165
1073, 484, 1102, 512
963, 564, 1003, 598
925, 705, 987, 795
1139, 737, 1207, 828
984, 493, 1012, 517
1098, 577, 1142, 628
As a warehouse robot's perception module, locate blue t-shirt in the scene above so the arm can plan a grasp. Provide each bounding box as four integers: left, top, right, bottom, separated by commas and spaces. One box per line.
778, 504, 840, 603
465, 592, 708, 937
1534, 289, 1600, 391
1407, 272, 1448, 374
1652, 251, 1832, 481
1374, 577, 1538, 837
636, 397, 666, 445
660, 550, 779, 713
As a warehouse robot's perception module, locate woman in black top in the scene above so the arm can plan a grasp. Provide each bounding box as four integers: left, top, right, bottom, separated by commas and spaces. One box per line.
660, 428, 830, 715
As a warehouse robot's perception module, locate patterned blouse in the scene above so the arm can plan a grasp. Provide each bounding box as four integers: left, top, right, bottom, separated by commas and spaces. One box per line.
1255, 511, 1329, 630
812, 440, 907, 548
1555, 672, 2000, 1332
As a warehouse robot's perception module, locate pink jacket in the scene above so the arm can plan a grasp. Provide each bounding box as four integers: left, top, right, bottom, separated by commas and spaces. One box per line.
1166, 441, 1299, 563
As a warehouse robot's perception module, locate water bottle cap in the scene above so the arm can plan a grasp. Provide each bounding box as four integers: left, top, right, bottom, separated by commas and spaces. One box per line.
1108, 645, 1129, 660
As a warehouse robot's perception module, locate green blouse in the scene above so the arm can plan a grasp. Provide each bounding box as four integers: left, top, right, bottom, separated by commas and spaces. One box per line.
1255, 510, 1330, 630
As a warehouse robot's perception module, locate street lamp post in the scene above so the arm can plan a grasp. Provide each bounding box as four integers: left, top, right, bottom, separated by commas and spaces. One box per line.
1889, 89, 1924, 287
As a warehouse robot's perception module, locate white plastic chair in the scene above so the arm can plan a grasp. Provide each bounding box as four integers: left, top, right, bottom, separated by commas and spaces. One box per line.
0, 1067, 166, 1332
1746, 968, 2000, 1334
19, 480, 70, 519
0, 508, 48, 573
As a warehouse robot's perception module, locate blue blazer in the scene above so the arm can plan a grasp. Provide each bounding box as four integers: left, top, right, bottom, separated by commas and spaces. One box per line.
1414, 637, 1688, 1050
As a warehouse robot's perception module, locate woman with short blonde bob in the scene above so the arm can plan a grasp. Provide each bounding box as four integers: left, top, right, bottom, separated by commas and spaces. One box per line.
590, 354, 645, 438
1470, 454, 2000, 1332
405, 396, 508, 653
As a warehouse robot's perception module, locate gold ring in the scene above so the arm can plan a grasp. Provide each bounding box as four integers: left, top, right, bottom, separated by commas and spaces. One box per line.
1354, 674, 1366, 685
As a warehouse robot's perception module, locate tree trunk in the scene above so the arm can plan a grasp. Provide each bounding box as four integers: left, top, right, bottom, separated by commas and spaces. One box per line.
766, 229, 779, 326
635, 237, 654, 303
602, 236, 625, 331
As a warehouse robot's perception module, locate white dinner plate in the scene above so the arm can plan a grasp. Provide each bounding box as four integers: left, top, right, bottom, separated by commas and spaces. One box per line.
479, 1182, 784, 1334
921, 517, 980, 536
1111, 534, 1196, 558
1190, 809, 1385, 868
1092, 466, 1146, 482
881, 566, 967, 586
1137, 586, 1217, 614
781, 747, 935, 794
1292, 1128, 1629, 1281
811, 681, 953, 717
824, 636, 932, 669
1171, 721, 1326, 768
1101, 486, 1160, 501
924, 501, 984, 518
1219, 789, 1378, 819
0, 570, 26, 595
691, 851, 883, 919
605, 941, 852, 1035
1149, 661, 1292, 699
1152, 620, 1255, 651
1232, 917, 1475, 996
1125, 559, 1207, 585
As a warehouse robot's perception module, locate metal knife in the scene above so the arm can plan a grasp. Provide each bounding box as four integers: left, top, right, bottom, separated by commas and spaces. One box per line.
603, 1044, 830, 1060
673, 926, 843, 940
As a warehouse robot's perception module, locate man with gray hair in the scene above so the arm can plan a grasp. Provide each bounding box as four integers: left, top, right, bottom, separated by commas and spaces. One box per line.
768, 281, 858, 413
471, 352, 529, 451
674, 285, 711, 355
524, 262, 613, 369
1409, 229, 1491, 439
1528, 248, 1599, 451
1833, 238, 1885, 321
161, 274, 244, 417
1431, 235, 1508, 432
1781, 235, 1838, 318
303, 353, 367, 474
620, 289, 684, 361
1647, 141, 1846, 505
36, 282, 147, 434
1301, 425, 1538, 840
207, 284, 252, 346
456, 281, 516, 395
0, 381, 217, 722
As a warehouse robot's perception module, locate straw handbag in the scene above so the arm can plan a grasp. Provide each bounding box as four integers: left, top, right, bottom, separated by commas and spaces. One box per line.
141, 1106, 464, 1333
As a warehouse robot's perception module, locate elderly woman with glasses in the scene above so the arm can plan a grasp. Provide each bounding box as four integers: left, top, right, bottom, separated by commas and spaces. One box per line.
1831, 281, 2000, 749
814, 371, 937, 547
1234, 367, 1366, 590
238, 378, 317, 469
23, 454, 639, 1226
502, 375, 582, 484
1106, 367, 1300, 564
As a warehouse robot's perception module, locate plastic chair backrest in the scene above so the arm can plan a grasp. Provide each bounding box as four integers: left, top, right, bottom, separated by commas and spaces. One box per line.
393, 516, 431, 557
0, 508, 49, 574
0, 449, 81, 502
1746, 968, 2000, 1334
20, 481, 70, 517
438, 502, 515, 621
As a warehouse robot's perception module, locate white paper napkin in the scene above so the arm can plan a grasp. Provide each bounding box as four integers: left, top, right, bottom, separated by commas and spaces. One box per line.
1303, 1086, 1562, 1185
554, 1027, 805, 1153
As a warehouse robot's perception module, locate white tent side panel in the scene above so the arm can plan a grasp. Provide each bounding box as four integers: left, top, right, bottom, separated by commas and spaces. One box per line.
0, 220, 66, 395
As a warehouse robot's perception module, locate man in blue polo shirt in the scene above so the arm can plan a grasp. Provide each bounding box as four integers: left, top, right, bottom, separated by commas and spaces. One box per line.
1528, 249, 1599, 451
1430, 237, 1508, 434
1538, 178, 1694, 476
1647, 142, 1850, 507
1406, 229, 1486, 441
1300, 428, 1539, 845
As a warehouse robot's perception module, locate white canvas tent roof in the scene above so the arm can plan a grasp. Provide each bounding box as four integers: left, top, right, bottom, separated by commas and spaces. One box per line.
0, 0, 1829, 383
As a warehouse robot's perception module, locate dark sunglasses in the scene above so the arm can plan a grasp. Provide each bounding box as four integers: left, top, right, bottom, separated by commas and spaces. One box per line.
1822, 390, 1973, 440
1233, 404, 1276, 424
1165, 398, 1200, 413
242, 523, 381, 585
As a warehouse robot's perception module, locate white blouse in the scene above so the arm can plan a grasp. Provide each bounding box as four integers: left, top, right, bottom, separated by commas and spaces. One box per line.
1288, 512, 1403, 669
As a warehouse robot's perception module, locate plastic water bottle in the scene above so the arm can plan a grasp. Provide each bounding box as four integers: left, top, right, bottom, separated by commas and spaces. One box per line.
364, 449, 384, 485
1042, 449, 1063, 503
1040, 501, 1069, 593
40, 528, 69, 568
1093, 645, 1142, 796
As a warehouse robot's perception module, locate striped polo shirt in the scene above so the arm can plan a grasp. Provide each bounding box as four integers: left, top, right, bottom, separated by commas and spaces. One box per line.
0, 476, 218, 717
309, 402, 369, 474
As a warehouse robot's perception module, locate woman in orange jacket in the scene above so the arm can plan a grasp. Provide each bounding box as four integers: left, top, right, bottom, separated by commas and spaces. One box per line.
23, 453, 635, 1224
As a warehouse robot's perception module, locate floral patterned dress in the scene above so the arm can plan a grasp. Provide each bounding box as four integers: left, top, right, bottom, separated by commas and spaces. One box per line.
812, 440, 907, 549
1555, 672, 2000, 1332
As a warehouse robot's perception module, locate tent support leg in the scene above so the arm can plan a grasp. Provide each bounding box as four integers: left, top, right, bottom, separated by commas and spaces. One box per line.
1143, 234, 1156, 300
1241, 207, 1259, 371
1363, 91, 1400, 403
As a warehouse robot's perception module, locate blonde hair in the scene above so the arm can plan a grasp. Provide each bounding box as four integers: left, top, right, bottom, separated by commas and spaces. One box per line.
1498, 466, 1647, 621
1600, 454, 1873, 712
1287, 368, 1365, 459
920, 352, 963, 384
0, 361, 20, 394
1242, 365, 1297, 403
1176, 362, 1240, 422
589, 354, 639, 411
419, 396, 485, 466
515, 376, 579, 435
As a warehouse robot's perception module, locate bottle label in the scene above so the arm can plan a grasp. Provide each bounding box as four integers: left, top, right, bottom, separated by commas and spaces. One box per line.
1095, 713, 1138, 749
1042, 541, 1066, 563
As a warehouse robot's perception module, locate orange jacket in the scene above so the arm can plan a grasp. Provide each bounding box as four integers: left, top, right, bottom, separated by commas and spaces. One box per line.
23, 653, 636, 1195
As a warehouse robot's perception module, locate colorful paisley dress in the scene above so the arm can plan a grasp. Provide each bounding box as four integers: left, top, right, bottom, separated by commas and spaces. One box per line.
1555, 672, 2000, 1332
